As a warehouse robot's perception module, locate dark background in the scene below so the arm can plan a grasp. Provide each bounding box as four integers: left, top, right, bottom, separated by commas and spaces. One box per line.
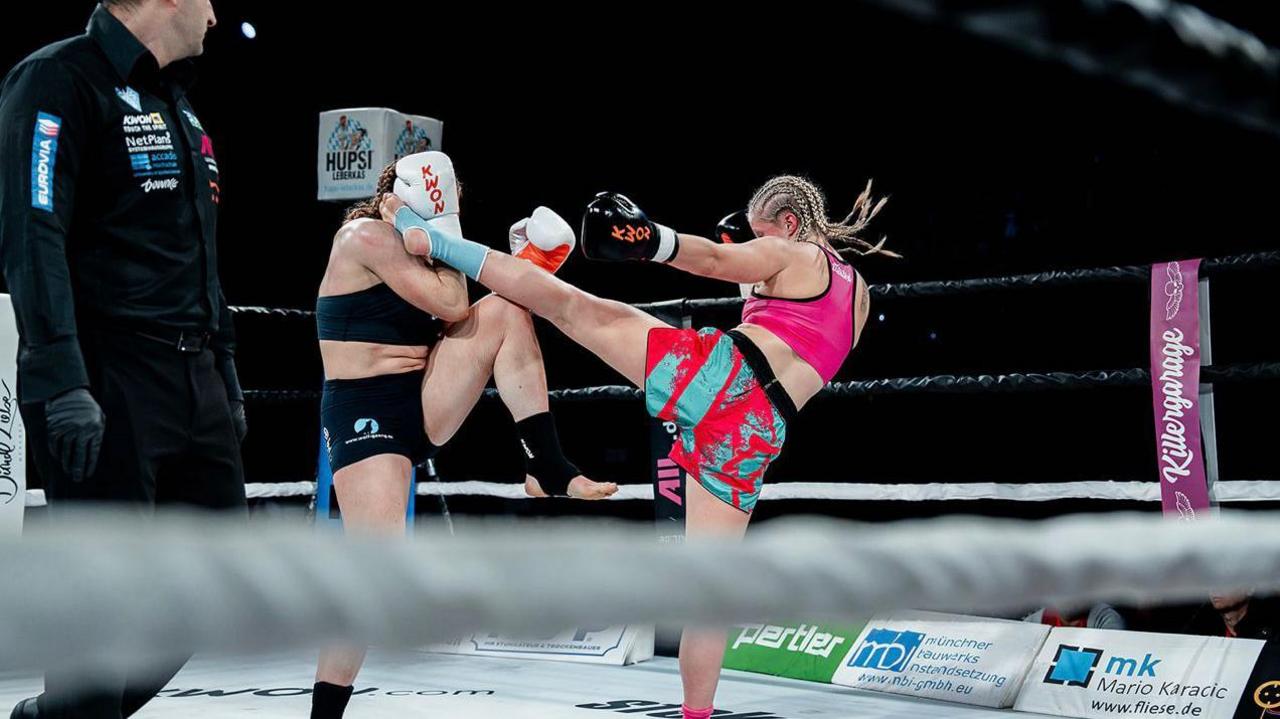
6, 2, 1279, 524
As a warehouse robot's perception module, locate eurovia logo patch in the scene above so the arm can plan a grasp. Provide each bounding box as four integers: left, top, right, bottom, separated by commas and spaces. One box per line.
30, 112, 61, 212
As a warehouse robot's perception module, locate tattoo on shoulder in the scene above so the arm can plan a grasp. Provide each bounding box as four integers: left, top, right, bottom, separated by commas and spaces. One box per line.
860, 284, 870, 314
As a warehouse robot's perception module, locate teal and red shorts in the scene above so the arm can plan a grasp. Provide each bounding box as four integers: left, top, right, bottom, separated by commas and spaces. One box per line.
644, 327, 797, 513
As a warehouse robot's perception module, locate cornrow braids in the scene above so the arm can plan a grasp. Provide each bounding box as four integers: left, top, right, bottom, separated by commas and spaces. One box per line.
748, 175, 898, 258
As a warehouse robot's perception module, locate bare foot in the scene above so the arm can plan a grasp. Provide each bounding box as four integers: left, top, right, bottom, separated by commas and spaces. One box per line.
524, 475, 618, 500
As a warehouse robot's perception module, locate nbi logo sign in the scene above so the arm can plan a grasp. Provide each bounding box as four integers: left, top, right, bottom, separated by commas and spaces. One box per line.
847, 629, 926, 673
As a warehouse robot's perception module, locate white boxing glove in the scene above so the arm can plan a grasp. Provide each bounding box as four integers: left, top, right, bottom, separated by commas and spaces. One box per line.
393, 151, 461, 237
508, 206, 575, 274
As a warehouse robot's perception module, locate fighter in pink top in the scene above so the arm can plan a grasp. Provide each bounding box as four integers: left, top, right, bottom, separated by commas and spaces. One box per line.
381, 170, 894, 719
740, 240, 856, 384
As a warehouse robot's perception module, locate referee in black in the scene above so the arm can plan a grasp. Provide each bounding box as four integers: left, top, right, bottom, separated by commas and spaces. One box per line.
0, 2, 247, 717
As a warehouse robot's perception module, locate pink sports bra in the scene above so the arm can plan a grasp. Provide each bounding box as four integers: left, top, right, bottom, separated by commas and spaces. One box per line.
740, 245, 855, 383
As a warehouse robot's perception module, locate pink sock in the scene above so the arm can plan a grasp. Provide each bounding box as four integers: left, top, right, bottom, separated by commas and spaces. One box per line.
682, 705, 714, 719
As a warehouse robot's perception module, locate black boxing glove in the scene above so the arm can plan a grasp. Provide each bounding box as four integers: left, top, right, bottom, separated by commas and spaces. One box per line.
580, 192, 678, 263
716, 210, 755, 244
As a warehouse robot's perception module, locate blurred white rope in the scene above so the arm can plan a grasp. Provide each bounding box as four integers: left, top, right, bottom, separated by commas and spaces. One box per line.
2, 510, 1278, 675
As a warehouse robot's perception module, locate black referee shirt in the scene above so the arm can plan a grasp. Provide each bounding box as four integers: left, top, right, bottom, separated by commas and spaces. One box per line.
0, 5, 235, 403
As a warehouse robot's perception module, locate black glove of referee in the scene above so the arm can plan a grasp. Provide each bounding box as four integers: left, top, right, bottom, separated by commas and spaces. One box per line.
45, 388, 105, 483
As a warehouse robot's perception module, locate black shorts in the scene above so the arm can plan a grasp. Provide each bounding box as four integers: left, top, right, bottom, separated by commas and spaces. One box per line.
320, 371, 436, 473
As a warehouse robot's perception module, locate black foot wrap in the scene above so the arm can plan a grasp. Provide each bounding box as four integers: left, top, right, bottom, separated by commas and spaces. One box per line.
311, 682, 353, 719
517, 412, 579, 497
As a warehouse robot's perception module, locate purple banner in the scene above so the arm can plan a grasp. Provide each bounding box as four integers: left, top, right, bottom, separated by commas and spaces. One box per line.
1149, 259, 1211, 520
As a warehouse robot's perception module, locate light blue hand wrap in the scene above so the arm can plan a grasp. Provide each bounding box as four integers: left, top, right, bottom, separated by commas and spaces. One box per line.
394, 206, 489, 281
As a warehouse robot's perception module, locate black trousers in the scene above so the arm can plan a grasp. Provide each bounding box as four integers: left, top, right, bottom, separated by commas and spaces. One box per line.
20, 330, 246, 719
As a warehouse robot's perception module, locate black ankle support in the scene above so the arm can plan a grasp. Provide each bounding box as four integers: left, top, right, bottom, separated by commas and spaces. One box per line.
311, 682, 353, 719
516, 412, 579, 496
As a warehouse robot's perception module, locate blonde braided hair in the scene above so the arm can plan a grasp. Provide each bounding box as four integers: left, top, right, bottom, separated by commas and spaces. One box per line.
748, 175, 899, 258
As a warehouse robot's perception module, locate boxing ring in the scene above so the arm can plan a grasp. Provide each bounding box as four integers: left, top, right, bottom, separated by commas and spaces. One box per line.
6, 2, 1280, 718
27, 249, 1279, 511
11, 242, 1280, 718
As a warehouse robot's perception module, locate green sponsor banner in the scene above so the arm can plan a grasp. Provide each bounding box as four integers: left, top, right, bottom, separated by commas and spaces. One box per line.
723, 622, 867, 684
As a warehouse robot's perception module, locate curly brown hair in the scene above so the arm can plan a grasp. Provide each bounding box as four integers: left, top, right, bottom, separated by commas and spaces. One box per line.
342, 162, 399, 223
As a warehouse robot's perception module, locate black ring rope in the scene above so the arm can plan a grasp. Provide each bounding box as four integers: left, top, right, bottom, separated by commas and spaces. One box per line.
243, 361, 1280, 404
231, 251, 1280, 319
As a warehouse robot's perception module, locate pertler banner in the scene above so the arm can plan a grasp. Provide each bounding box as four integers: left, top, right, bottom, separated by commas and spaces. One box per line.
723, 621, 868, 684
